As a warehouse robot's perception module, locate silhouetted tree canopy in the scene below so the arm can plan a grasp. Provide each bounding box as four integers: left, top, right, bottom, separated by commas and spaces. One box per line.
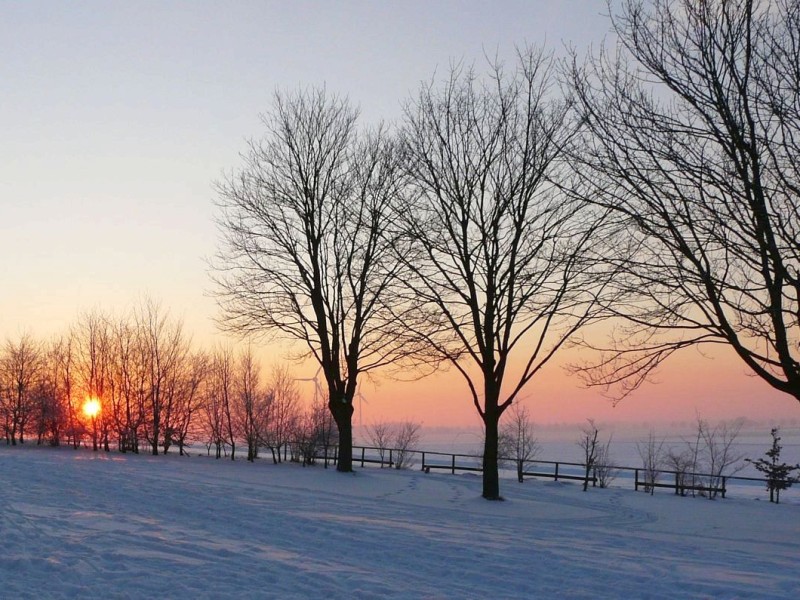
568, 0, 800, 402
213, 87, 411, 472
395, 47, 607, 499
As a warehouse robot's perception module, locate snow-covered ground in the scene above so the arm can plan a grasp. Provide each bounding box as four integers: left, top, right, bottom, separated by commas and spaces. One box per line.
1, 445, 798, 599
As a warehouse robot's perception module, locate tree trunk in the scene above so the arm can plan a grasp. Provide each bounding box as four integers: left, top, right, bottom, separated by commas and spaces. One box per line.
247, 439, 256, 462
151, 415, 160, 455
482, 412, 501, 500
331, 400, 353, 473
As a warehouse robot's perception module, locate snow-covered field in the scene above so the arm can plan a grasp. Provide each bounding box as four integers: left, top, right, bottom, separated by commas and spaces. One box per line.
2, 445, 798, 599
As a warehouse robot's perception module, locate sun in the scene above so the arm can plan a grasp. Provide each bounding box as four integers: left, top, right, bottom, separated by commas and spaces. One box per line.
83, 398, 101, 419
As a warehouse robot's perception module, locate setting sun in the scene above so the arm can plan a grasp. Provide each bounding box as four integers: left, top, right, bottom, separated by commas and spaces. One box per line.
83, 398, 101, 419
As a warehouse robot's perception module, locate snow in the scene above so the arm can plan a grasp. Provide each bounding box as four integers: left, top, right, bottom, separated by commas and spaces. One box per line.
2, 446, 799, 599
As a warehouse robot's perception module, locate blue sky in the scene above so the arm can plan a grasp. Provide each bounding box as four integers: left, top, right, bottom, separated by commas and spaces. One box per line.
0, 1, 613, 341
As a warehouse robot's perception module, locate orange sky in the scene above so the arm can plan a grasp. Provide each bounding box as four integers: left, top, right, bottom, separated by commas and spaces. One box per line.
3, 295, 797, 430
285, 341, 799, 429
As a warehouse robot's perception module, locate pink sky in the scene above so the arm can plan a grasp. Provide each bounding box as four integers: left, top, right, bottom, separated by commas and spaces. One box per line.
298, 343, 799, 429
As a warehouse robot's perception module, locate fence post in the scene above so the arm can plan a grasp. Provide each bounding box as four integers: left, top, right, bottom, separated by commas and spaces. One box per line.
554, 462, 559, 481
722, 476, 726, 499
634, 469, 639, 492
361, 447, 366, 468
421, 452, 426, 471
451, 454, 456, 475
324, 445, 328, 468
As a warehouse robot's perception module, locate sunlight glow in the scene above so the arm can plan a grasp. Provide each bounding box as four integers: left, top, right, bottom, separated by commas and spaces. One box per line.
83, 398, 101, 419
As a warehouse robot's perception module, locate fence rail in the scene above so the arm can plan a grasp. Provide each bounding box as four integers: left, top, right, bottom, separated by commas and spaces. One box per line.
306, 443, 769, 500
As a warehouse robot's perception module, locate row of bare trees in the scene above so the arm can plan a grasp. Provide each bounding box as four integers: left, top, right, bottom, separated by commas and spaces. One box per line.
366, 420, 422, 469
0, 304, 194, 453
214, 0, 799, 500
1, 333, 72, 448
639, 419, 746, 499
0, 304, 336, 463
214, 49, 607, 501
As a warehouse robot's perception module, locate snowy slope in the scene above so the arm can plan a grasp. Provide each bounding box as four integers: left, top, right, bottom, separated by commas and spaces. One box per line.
1, 446, 798, 599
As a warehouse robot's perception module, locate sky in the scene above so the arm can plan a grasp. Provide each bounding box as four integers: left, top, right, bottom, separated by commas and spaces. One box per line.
1, 1, 797, 428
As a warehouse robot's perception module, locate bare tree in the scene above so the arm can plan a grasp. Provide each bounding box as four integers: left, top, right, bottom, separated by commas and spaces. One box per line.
74, 310, 114, 451
367, 420, 394, 467
262, 365, 300, 464
206, 346, 237, 460
108, 316, 147, 453
499, 404, 540, 483
698, 418, 745, 498
397, 47, 604, 499
578, 419, 601, 492
172, 351, 208, 456
593, 434, 617, 489
294, 393, 338, 467
135, 300, 190, 456
568, 0, 800, 403
234, 345, 268, 462
32, 340, 69, 446
49, 333, 81, 449
213, 87, 410, 472
637, 430, 665, 495
202, 350, 228, 459
392, 421, 422, 470
0, 334, 42, 445
665, 448, 694, 496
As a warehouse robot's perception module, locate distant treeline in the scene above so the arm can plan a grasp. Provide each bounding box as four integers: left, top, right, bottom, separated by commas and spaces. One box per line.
0, 300, 335, 462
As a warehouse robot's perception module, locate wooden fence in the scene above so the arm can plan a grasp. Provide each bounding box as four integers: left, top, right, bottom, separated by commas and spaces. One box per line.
312, 444, 766, 500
